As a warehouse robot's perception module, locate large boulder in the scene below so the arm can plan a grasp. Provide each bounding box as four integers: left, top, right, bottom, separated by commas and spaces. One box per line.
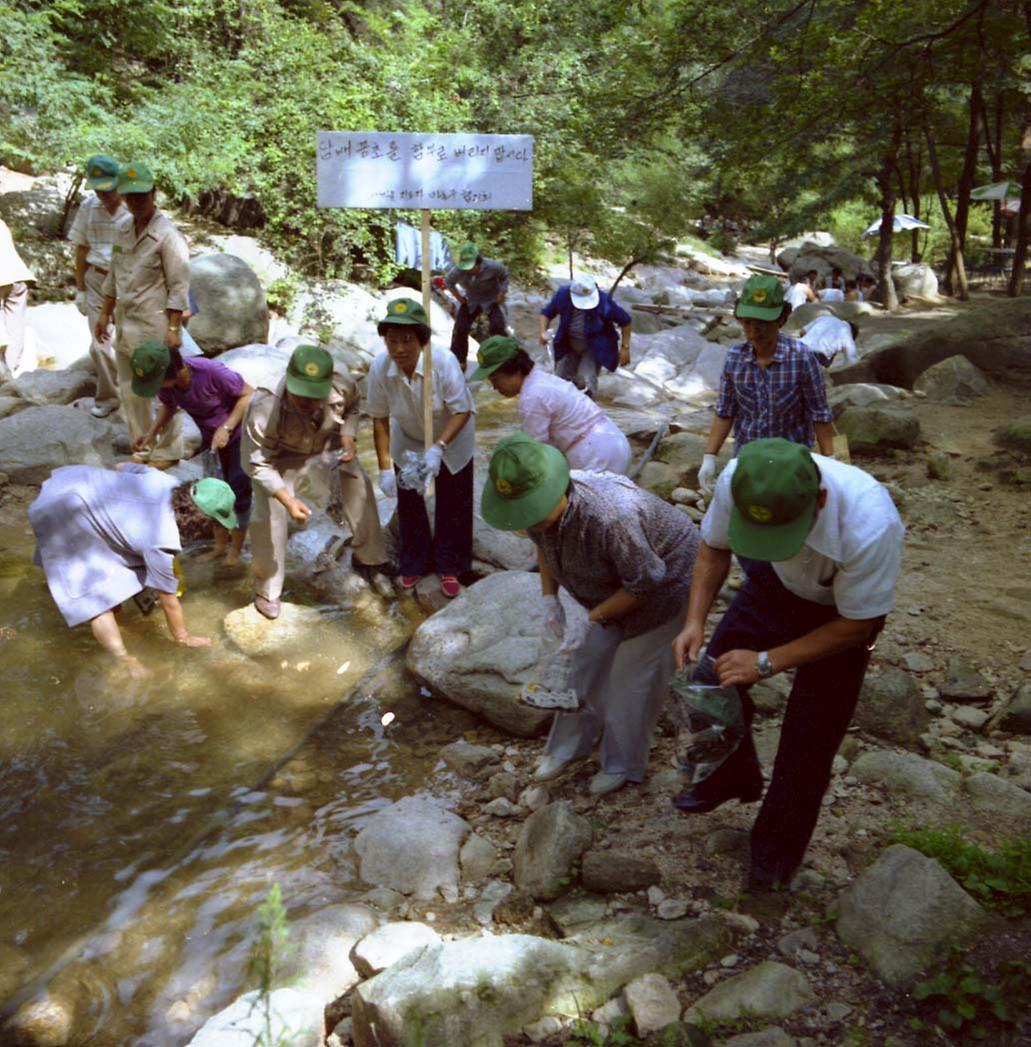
993, 415, 1031, 455
826, 383, 905, 419
188, 253, 270, 354
632, 327, 711, 386
850, 751, 962, 806
777, 242, 873, 285
892, 262, 939, 301
0, 404, 118, 482
692, 342, 729, 391
406, 571, 584, 736
13, 368, 95, 406
834, 844, 991, 986
186, 988, 323, 1047
989, 681, 1031, 735
0, 180, 68, 239
835, 404, 920, 451
913, 355, 990, 405
684, 961, 816, 1023
513, 801, 594, 901
217, 343, 292, 391
652, 431, 732, 488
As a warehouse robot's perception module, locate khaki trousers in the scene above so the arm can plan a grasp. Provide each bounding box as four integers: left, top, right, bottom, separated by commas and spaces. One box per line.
0, 281, 29, 378
85, 266, 119, 410
251, 454, 388, 602
114, 350, 183, 462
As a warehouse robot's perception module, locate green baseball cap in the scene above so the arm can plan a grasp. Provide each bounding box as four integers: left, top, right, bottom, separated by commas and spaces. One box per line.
456, 241, 479, 270
130, 340, 171, 397
191, 477, 238, 531
481, 432, 571, 531
728, 438, 820, 562
376, 297, 430, 332
286, 344, 334, 399
85, 154, 119, 191
735, 274, 787, 322
470, 336, 520, 381
117, 161, 155, 194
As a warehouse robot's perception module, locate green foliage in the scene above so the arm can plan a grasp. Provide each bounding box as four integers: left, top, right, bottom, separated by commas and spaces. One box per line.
558, 857, 582, 888
564, 1013, 641, 1046
885, 825, 1031, 916
688, 1011, 766, 1038
247, 883, 295, 1047
264, 275, 301, 317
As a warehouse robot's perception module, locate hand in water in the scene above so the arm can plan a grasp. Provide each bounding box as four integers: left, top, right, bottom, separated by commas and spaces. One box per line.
178, 635, 212, 648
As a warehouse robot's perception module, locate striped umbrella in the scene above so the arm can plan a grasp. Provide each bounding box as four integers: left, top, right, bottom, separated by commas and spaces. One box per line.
970, 181, 1023, 201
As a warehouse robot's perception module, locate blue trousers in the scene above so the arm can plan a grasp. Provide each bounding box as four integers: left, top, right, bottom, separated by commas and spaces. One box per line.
395, 460, 473, 576
213, 438, 252, 530
696, 560, 881, 885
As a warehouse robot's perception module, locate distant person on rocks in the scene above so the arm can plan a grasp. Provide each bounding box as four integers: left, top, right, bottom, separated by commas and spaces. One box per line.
366, 298, 475, 600
0, 216, 36, 380
843, 279, 859, 302
785, 277, 816, 311
69, 155, 126, 418
857, 274, 877, 301
539, 274, 632, 400
471, 336, 632, 474
673, 438, 904, 891
95, 161, 188, 468
797, 314, 858, 369
444, 241, 509, 368
130, 341, 254, 564
242, 344, 391, 620
698, 275, 834, 496
483, 433, 700, 798
828, 266, 845, 290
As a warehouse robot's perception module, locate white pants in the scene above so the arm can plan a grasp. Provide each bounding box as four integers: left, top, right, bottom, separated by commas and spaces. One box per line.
0, 280, 29, 377
85, 266, 119, 410
565, 422, 632, 475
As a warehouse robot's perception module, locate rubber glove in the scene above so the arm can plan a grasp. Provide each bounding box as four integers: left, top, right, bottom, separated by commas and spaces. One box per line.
423, 444, 444, 478
378, 469, 398, 498
74, 290, 88, 316
560, 615, 591, 653
698, 454, 719, 496
542, 594, 566, 638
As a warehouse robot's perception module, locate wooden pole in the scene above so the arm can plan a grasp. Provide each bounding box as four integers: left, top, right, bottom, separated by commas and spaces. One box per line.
420, 209, 433, 451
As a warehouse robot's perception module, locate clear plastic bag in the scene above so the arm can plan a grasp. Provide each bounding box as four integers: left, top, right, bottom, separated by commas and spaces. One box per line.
397, 449, 431, 492
667, 654, 745, 787
519, 635, 579, 712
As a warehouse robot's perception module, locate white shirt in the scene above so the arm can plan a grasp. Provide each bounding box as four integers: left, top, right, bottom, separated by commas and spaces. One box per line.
785, 283, 811, 310
818, 288, 845, 302
798, 315, 857, 365
366, 344, 476, 474
702, 454, 904, 619
518, 365, 613, 453
68, 193, 128, 268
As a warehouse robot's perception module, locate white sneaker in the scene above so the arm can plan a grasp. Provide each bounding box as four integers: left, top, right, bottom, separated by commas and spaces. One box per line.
534, 755, 573, 782
90, 403, 116, 418
588, 772, 628, 797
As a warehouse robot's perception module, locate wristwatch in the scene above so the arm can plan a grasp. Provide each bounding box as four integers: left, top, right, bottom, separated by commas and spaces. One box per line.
222, 424, 233, 432
756, 651, 774, 678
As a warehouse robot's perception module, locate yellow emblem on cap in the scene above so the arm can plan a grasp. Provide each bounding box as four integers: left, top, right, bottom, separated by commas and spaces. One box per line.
495, 477, 513, 495
304, 361, 320, 377
126, 168, 137, 179
90, 166, 100, 177
393, 301, 408, 313
748, 504, 773, 523
751, 289, 767, 304
134, 367, 144, 377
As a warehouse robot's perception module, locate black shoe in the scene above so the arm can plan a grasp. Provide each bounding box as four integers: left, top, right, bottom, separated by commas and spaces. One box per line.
672, 779, 763, 814
352, 559, 398, 583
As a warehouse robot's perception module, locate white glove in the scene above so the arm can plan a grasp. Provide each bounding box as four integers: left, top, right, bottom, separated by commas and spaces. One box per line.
698, 454, 719, 496
560, 615, 591, 653
542, 594, 566, 638
74, 290, 88, 316
378, 469, 398, 498
423, 444, 444, 478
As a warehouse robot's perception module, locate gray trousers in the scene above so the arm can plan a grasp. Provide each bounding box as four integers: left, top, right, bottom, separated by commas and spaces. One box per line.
556, 347, 600, 397
85, 266, 119, 410
544, 607, 685, 781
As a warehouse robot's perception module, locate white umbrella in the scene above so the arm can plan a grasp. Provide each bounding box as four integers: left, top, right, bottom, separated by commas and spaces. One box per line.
970, 180, 1022, 201
861, 214, 931, 239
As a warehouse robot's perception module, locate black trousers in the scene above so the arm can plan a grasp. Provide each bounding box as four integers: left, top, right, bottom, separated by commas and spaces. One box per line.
449, 302, 506, 368
695, 560, 881, 885
395, 459, 473, 576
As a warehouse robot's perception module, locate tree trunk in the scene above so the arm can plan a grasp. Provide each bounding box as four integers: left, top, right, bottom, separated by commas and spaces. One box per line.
874, 129, 901, 312
903, 134, 922, 262
947, 79, 982, 292
609, 257, 643, 293
1007, 160, 1031, 296
925, 123, 969, 300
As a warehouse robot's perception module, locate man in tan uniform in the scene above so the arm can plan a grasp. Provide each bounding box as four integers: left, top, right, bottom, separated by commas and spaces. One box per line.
96, 161, 187, 465
69, 154, 126, 418
242, 344, 390, 620
0, 217, 36, 380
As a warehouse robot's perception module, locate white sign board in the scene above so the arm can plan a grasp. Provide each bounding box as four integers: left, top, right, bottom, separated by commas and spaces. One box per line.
317, 132, 533, 211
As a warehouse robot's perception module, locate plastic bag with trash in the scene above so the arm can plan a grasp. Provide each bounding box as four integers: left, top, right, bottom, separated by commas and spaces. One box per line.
397, 449, 431, 492
518, 633, 579, 712
667, 654, 745, 787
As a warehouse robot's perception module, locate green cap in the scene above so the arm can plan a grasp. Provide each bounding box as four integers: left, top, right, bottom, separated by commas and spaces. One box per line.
85, 154, 119, 191
376, 297, 430, 332
286, 344, 334, 399
117, 161, 155, 194
728, 438, 820, 562
191, 477, 238, 531
470, 336, 520, 381
130, 340, 170, 397
456, 241, 479, 270
481, 432, 571, 531
735, 274, 787, 322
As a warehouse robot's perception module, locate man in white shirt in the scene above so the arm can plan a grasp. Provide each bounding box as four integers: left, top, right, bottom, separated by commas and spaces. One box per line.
672, 437, 904, 891
797, 314, 858, 368
69, 154, 127, 417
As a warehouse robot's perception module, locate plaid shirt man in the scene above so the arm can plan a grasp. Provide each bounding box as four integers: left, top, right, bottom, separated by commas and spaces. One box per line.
714, 334, 833, 449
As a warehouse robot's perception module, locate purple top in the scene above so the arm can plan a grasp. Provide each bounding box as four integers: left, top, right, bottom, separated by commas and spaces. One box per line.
158, 356, 246, 446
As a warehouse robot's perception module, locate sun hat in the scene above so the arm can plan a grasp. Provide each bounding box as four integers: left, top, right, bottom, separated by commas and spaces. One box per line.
481, 433, 571, 531
456, 241, 479, 270
728, 438, 820, 562
130, 340, 170, 397
190, 477, 238, 531
85, 154, 119, 191
470, 336, 520, 381
735, 274, 786, 322
376, 298, 430, 334
286, 344, 334, 399
569, 274, 600, 310
117, 161, 155, 194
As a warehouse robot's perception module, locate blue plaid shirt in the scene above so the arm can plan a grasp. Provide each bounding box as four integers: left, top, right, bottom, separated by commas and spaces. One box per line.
714, 335, 834, 448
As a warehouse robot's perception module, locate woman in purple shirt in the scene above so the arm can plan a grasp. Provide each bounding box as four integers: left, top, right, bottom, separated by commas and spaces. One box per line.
131, 340, 253, 563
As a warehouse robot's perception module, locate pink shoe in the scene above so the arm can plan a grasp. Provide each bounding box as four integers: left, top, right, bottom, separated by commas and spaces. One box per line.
440, 574, 461, 599
400, 574, 423, 590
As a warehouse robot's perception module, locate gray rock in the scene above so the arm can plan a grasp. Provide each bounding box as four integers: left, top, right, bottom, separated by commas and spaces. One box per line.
223, 602, 324, 657
353, 796, 470, 900
13, 369, 95, 406
940, 657, 992, 701
826, 383, 904, 419
472, 512, 536, 572
406, 571, 582, 737
926, 451, 952, 480
854, 668, 928, 745
483, 797, 521, 817
598, 369, 669, 408
632, 327, 710, 385
949, 706, 990, 731
3, 994, 74, 1047
282, 903, 379, 999
850, 750, 962, 805
656, 899, 690, 920
188, 253, 270, 354
623, 973, 681, 1035
994, 416, 1031, 455
514, 801, 594, 901
639, 460, 682, 501
519, 785, 551, 812
460, 834, 497, 883
834, 844, 991, 986
0, 395, 28, 419
547, 894, 609, 935
0, 181, 67, 238
989, 681, 1031, 735
692, 343, 730, 390
0, 404, 118, 482
914, 355, 990, 405
723, 1029, 795, 1047
350, 921, 442, 978
684, 961, 815, 1023
902, 651, 934, 673
964, 772, 1031, 829
440, 740, 501, 778
216, 343, 292, 390
653, 431, 732, 489
776, 927, 820, 958
580, 851, 661, 895
487, 771, 519, 802
474, 880, 514, 926
186, 988, 323, 1046
836, 404, 920, 452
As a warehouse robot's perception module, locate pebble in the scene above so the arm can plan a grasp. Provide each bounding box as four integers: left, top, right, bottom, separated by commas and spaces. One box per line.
703, 969, 722, 986
831, 755, 848, 776
903, 651, 935, 673
719, 953, 739, 967
483, 797, 521, 817
647, 885, 666, 906
656, 899, 689, 920
925, 699, 943, 713
518, 785, 550, 812
949, 706, 991, 730
718, 911, 760, 934
824, 1001, 854, 1021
